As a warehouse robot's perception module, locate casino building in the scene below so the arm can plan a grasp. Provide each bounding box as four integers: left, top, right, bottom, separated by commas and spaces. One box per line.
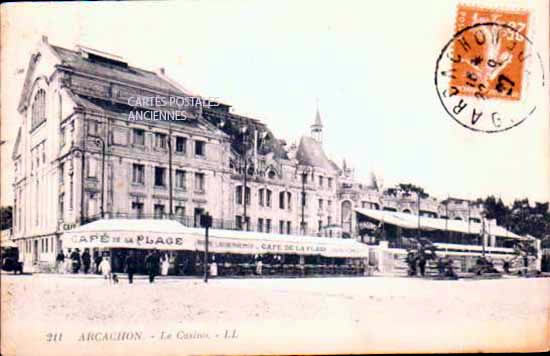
12, 36, 510, 273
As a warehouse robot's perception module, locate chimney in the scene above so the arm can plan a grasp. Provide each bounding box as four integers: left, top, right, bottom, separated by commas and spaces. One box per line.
159, 67, 165, 75
42, 35, 48, 43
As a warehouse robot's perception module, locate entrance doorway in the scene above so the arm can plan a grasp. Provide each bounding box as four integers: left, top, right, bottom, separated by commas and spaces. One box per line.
194, 208, 204, 227
341, 200, 353, 235
33, 239, 38, 263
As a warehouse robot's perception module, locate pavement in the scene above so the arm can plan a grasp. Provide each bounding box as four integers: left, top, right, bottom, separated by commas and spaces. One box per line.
2, 273, 549, 354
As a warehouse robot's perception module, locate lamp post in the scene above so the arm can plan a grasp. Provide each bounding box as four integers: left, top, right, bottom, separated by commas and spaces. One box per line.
239, 126, 250, 230
467, 200, 472, 235
234, 126, 267, 231
416, 193, 421, 240
167, 123, 173, 218
88, 135, 106, 219
299, 166, 313, 235
481, 212, 487, 257
445, 196, 449, 242
200, 212, 212, 283
415, 191, 429, 240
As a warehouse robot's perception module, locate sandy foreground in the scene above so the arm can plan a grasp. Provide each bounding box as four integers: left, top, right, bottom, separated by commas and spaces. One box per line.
1, 274, 549, 355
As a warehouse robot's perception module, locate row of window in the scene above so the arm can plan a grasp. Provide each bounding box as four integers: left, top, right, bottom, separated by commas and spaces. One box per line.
235, 186, 333, 211
303, 174, 334, 189
361, 201, 379, 209
78, 125, 206, 155
23, 236, 55, 255
131, 202, 186, 218
237, 218, 334, 235
132, 164, 205, 191
132, 129, 206, 156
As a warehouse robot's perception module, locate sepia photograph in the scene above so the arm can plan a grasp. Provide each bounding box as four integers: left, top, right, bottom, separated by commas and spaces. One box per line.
1, 0, 549, 355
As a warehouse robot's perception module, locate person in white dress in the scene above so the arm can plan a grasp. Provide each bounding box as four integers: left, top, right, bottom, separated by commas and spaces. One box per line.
98, 257, 112, 283
64, 251, 72, 274
209, 256, 218, 277
161, 255, 169, 276
255, 255, 263, 275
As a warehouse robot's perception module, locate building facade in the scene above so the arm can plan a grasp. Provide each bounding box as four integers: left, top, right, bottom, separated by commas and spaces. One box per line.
11, 37, 482, 268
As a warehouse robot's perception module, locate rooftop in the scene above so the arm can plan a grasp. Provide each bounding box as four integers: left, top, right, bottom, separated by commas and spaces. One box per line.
296, 136, 339, 172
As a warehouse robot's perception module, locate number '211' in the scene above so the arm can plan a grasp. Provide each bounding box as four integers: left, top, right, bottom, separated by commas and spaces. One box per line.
46, 332, 63, 342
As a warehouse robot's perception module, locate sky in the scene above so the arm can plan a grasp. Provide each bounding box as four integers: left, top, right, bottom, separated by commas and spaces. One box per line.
1, 0, 549, 207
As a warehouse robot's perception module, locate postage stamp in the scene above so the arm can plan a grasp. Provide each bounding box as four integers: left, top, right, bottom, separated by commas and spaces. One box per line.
435, 4, 545, 133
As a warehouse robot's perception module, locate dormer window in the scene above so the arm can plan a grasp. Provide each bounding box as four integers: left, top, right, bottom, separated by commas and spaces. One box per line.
31, 89, 46, 130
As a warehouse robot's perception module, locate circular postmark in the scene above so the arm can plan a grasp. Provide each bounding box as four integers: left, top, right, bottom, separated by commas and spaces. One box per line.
435, 22, 545, 133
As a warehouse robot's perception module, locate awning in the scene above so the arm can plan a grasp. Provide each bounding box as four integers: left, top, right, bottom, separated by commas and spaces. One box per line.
62, 219, 370, 258
62, 219, 196, 250
185, 227, 370, 258
355, 208, 528, 240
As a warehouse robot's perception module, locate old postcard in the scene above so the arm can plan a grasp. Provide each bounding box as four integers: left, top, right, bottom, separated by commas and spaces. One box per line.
1, 0, 549, 355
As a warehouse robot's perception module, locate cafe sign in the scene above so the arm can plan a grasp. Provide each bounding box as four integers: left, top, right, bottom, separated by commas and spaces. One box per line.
194, 236, 369, 258
63, 230, 370, 257
63, 231, 196, 250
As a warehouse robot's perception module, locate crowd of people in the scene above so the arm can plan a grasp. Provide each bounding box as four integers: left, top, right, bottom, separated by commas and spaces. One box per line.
55, 248, 98, 274
55, 248, 170, 284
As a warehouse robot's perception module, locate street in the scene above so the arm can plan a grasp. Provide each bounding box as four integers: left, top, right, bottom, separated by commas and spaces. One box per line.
1, 274, 548, 354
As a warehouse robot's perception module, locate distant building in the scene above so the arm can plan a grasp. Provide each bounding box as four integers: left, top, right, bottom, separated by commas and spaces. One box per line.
10, 37, 482, 267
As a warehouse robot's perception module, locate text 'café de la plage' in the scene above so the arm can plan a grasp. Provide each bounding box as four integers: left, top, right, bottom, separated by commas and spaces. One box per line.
10, 36, 537, 276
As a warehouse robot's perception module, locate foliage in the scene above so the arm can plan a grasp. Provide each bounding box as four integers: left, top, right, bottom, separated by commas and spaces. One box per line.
384, 183, 429, 198
397, 183, 429, 197
0, 206, 13, 230
382, 183, 549, 241
481, 196, 550, 240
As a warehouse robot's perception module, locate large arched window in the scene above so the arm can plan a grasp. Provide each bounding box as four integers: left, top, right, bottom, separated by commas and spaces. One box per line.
31, 89, 46, 129
341, 200, 353, 234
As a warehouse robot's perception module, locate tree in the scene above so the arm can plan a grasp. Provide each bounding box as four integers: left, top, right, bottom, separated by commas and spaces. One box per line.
480, 196, 550, 240
482, 196, 509, 226
397, 183, 428, 197
0, 206, 13, 230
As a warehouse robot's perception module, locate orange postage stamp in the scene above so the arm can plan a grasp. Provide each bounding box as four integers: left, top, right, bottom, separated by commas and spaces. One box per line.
435, 4, 544, 133
451, 5, 530, 101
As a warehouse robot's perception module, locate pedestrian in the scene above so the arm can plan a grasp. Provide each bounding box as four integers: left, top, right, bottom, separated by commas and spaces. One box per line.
125, 251, 137, 284
437, 257, 446, 277
209, 256, 218, 277
405, 250, 417, 276
445, 258, 457, 278
145, 250, 160, 283
418, 254, 426, 277
81, 249, 91, 274
503, 259, 511, 274
56, 250, 65, 273
161, 255, 170, 276
255, 255, 263, 275
98, 256, 112, 283
94, 253, 103, 274
64, 250, 72, 273
70, 248, 81, 273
